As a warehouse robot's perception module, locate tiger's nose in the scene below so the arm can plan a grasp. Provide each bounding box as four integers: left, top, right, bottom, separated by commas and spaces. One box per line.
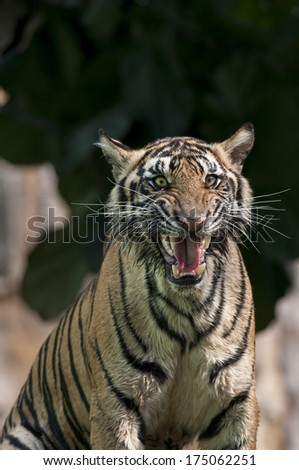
176, 213, 207, 233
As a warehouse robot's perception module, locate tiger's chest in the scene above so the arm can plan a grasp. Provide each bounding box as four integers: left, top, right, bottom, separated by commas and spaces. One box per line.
140, 346, 222, 449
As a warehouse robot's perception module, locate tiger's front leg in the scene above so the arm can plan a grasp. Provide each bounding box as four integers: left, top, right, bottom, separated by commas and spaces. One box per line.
90, 388, 145, 450
197, 393, 259, 451
0, 427, 46, 450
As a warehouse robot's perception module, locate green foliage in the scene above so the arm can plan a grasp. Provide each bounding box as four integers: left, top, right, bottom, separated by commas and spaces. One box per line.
1, 0, 299, 327
22, 228, 90, 319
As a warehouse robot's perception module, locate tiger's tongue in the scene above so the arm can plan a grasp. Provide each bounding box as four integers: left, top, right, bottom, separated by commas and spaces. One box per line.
173, 237, 202, 273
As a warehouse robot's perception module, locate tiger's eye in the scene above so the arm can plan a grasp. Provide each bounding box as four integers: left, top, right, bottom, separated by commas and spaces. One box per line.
205, 174, 220, 189
152, 175, 169, 189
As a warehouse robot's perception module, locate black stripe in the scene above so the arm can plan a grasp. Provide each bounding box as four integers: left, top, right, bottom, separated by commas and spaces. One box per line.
197, 152, 215, 171
37, 335, 46, 394
56, 368, 89, 449
17, 380, 47, 449
41, 336, 71, 449
223, 250, 246, 338
119, 253, 148, 353
200, 262, 223, 312
144, 141, 171, 155
145, 165, 159, 175
37, 346, 44, 395
57, 314, 90, 448
145, 273, 187, 351
15, 386, 25, 413
142, 139, 212, 161
212, 199, 222, 218
108, 288, 167, 384
51, 313, 66, 387
67, 296, 90, 413
197, 144, 212, 152
235, 174, 243, 207
52, 312, 68, 393
26, 373, 57, 449
17, 406, 47, 450
149, 274, 196, 329
129, 181, 137, 202
228, 176, 236, 195
168, 140, 181, 153
88, 274, 98, 328
200, 390, 249, 440
156, 158, 165, 174
55, 315, 80, 448
149, 299, 187, 352
209, 308, 253, 384
118, 184, 126, 203
78, 295, 91, 375
5, 434, 30, 450
117, 177, 127, 199
139, 185, 152, 197
136, 162, 146, 177
158, 294, 195, 327
91, 339, 140, 414
2, 411, 12, 436
149, 148, 171, 160
169, 156, 180, 172
52, 309, 70, 390
191, 275, 225, 348
186, 154, 204, 175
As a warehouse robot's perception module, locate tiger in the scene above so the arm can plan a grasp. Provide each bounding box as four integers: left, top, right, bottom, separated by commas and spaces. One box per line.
0, 123, 259, 450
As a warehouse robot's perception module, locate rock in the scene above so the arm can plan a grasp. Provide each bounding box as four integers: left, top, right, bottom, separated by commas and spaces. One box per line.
0, 159, 69, 296
0, 160, 68, 428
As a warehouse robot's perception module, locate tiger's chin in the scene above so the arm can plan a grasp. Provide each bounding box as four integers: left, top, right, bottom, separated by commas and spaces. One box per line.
157, 234, 211, 286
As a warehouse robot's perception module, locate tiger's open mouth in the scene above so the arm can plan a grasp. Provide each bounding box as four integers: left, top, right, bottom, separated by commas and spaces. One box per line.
157, 234, 211, 285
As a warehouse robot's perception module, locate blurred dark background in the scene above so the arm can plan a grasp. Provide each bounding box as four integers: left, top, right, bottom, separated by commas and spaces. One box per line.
1, 0, 299, 329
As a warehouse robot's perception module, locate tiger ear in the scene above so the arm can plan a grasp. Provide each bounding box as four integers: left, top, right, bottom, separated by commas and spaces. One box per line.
221, 123, 255, 172
95, 129, 133, 181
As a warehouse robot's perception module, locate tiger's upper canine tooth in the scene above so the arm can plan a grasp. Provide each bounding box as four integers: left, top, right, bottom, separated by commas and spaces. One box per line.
203, 235, 211, 249
161, 235, 173, 255
169, 237, 178, 253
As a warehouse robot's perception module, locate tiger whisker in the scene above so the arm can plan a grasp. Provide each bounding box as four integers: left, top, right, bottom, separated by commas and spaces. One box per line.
225, 221, 261, 254
95, 210, 152, 216
251, 199, 283, 206
229, 211, 280, 224
237, 188, 290, 202
251, 206, 286, 212
256, 224, 291, 239
249, 188, 291, 199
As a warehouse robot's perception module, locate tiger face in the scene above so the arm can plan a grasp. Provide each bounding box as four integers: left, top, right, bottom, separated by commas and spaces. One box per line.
98, 124, 254, 286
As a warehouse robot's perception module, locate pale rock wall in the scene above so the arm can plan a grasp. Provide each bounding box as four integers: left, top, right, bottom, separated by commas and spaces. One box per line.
0, 159, 69, 295
0, 159, 68, 427
276, 261, 299, 449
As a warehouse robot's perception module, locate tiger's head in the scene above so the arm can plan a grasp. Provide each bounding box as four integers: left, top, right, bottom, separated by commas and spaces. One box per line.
97, 124, 254, 286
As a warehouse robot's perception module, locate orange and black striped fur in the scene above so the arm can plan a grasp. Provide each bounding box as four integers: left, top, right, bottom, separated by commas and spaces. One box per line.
1, 124, 259, 450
